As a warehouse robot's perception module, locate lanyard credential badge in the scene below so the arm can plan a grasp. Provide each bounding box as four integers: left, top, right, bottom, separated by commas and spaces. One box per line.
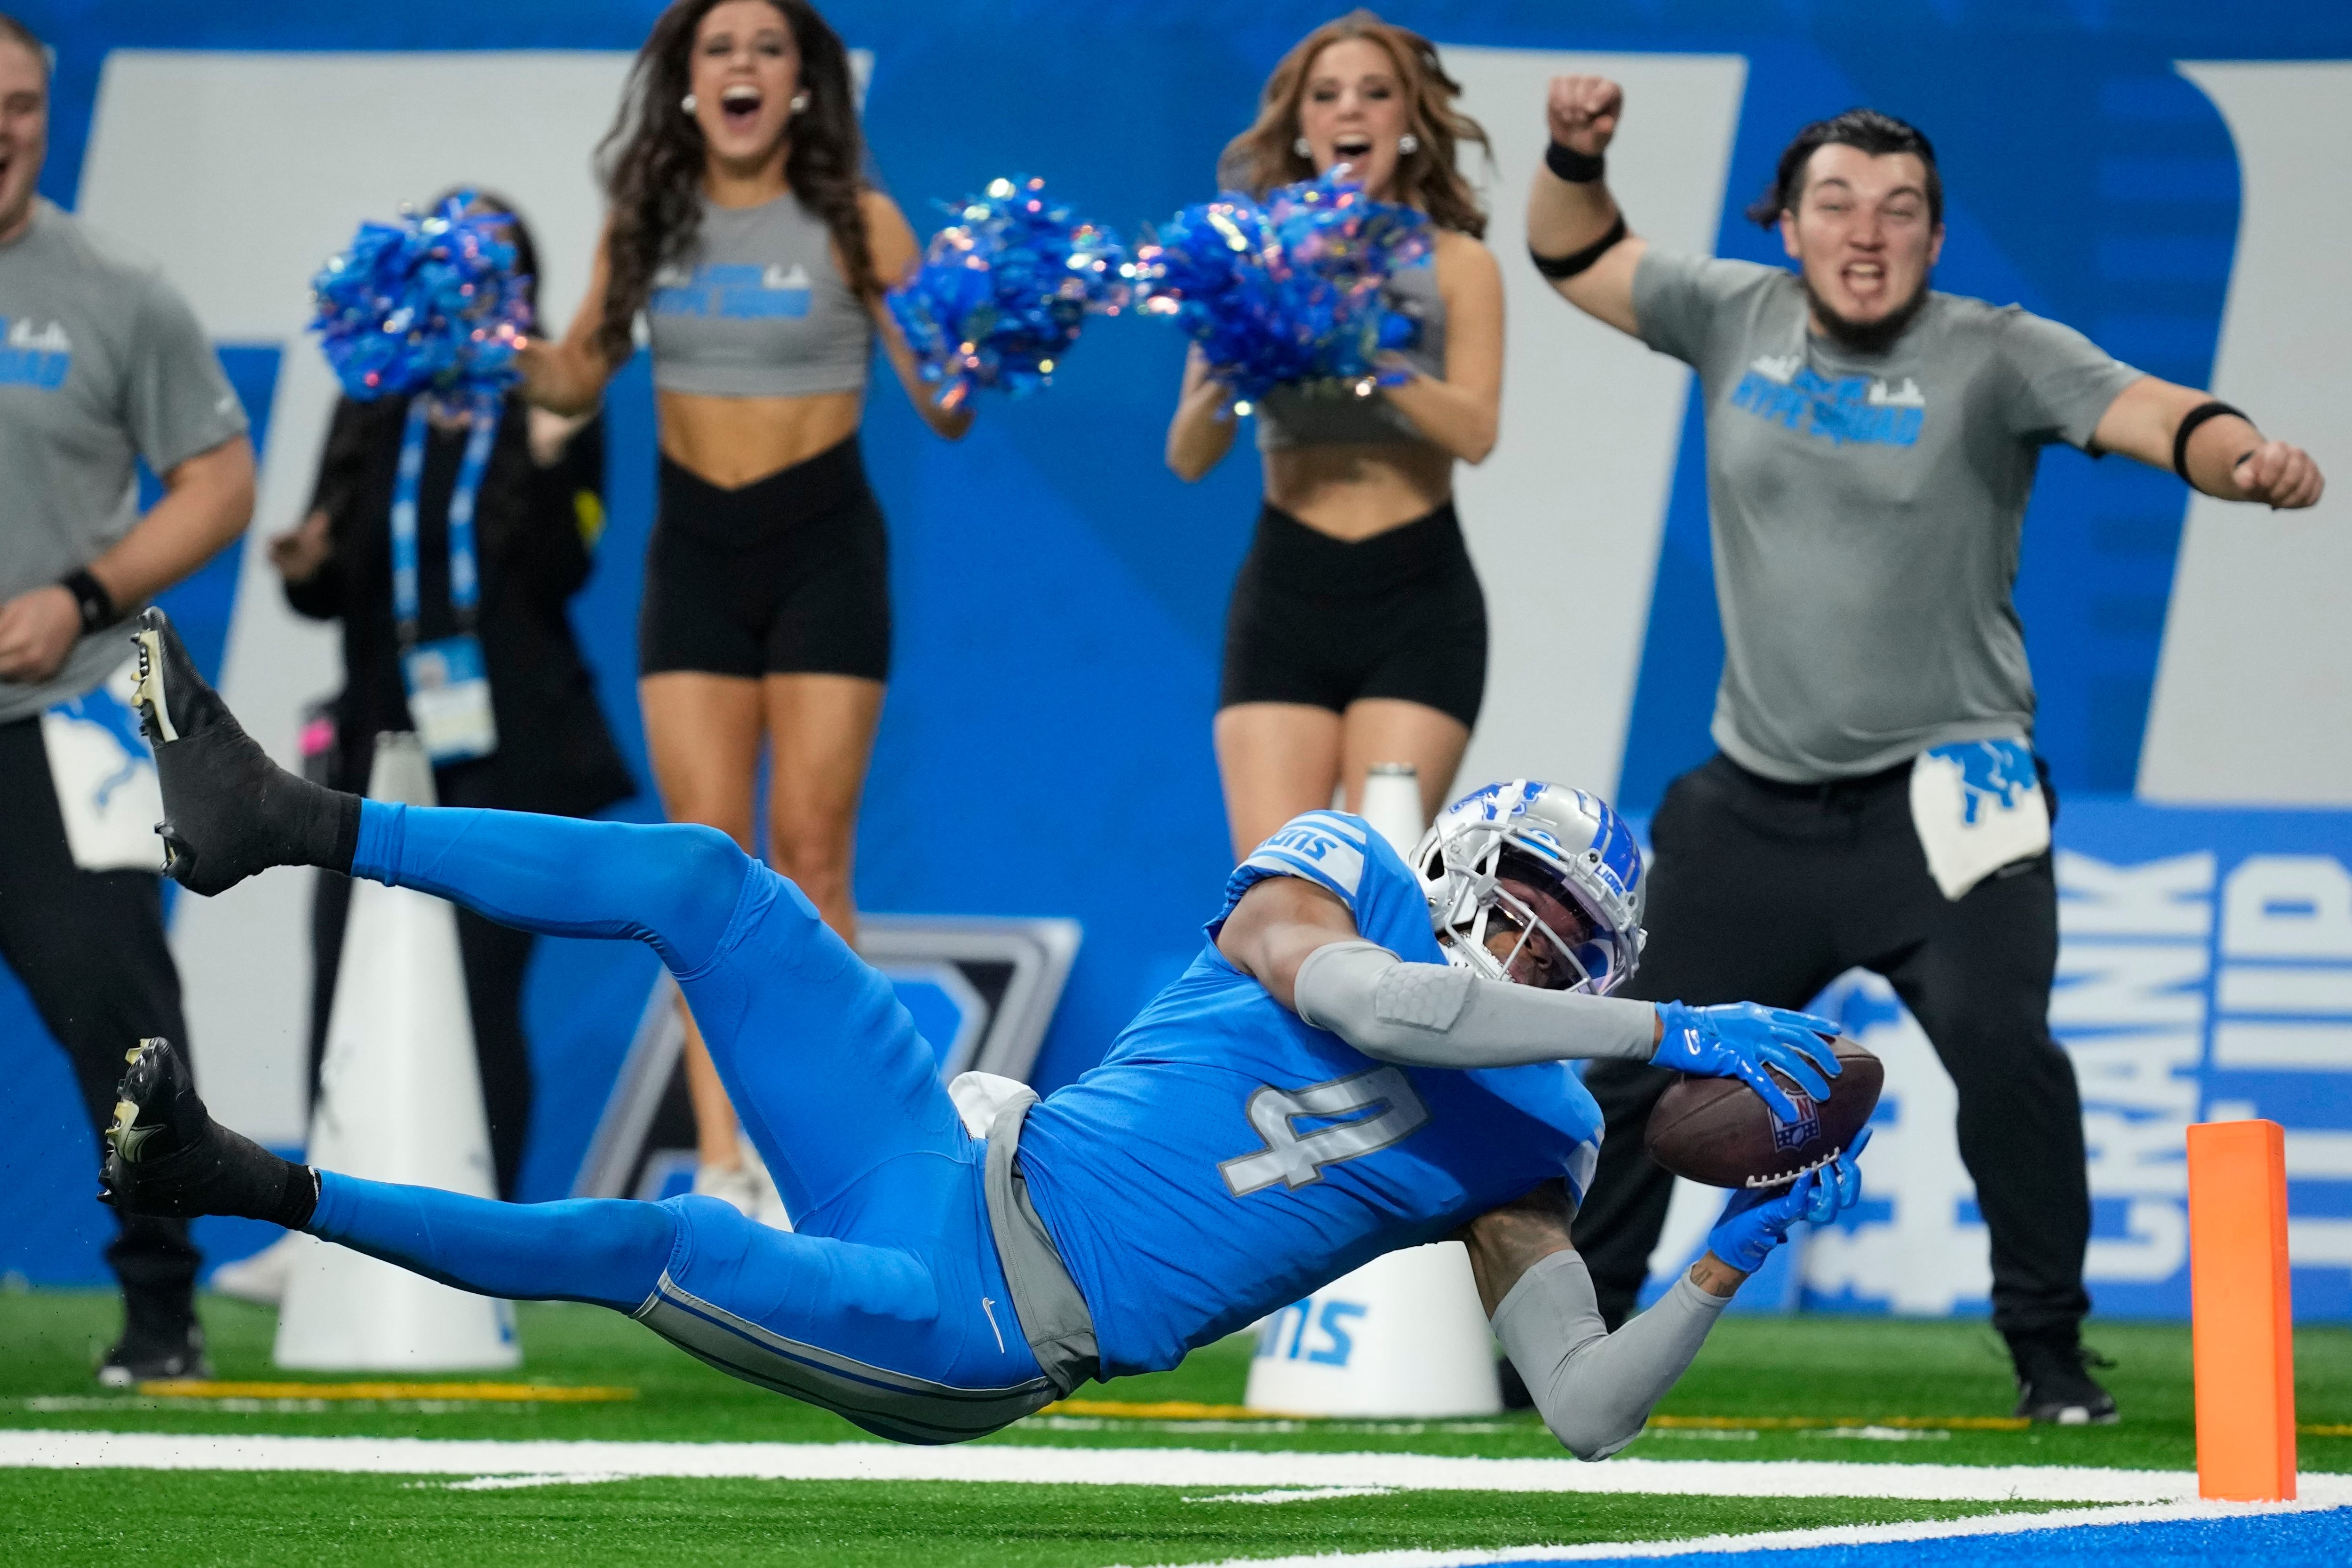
393, 394, 500, 764
1908, 737, 2050, 901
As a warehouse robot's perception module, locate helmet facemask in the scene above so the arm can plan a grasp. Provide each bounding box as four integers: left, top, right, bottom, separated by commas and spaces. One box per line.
1428, 835, 1613, 994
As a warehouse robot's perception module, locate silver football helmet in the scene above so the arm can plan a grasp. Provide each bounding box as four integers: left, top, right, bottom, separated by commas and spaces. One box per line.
1410, 780, 1647, 994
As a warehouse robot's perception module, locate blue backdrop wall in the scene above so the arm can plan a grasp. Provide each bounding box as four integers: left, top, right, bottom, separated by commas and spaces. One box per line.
3, 0, 2348, 1321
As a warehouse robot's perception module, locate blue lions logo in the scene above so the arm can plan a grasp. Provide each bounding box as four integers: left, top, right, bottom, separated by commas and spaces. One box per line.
1944, 740, 2037, 827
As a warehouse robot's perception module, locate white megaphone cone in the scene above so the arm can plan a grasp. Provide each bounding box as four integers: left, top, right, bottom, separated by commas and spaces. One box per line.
275, 733, 518, 1370
1246, 762, 1502, 1417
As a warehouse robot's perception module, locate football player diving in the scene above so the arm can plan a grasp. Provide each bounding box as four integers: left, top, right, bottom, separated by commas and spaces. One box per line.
102, 609, 1865, 1457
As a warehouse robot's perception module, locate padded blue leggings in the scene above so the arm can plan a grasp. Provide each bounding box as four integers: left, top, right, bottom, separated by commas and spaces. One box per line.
304, 801, 1050, 1442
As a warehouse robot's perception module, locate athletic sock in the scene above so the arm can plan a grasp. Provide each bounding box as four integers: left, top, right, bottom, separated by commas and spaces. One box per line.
316, 786, 363, 876
350, 798, 405, 884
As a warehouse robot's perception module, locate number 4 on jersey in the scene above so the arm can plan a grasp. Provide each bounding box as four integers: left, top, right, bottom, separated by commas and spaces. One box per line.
1219, 1067, 1432, 1197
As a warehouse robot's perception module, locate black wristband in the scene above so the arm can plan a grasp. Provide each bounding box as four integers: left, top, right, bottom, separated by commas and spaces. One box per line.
2172, 400, 2250, 483
1531, 213, 1629, 280
59, 569, 117, 635
1545, 141, 1606, 183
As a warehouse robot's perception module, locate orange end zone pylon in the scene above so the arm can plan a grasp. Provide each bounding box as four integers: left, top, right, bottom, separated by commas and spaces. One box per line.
2187, 1118, 2297, 1501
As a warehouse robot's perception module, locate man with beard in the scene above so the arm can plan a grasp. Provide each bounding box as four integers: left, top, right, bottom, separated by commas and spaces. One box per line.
1522, 81, 2323, 1425
0, 13, 255, 1380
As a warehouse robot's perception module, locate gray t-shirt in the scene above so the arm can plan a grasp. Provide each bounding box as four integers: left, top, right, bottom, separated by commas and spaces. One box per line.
1632, 250, 2141, 782
0, 198, 247, 723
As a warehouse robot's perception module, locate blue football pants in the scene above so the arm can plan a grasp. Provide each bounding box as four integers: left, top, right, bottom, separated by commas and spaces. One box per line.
304, 800, 1052, 1442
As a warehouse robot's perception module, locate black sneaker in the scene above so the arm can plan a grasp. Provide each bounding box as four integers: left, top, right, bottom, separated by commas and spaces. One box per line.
97, 1320, 212, 1388
2010, 1334, 2119, 1425
131, 608, 350, 896
101, 1037, 316, 1228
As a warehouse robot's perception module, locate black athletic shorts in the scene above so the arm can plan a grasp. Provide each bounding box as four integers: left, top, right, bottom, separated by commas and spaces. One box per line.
639, 436, 891, 681
1219, 500, 1487, 729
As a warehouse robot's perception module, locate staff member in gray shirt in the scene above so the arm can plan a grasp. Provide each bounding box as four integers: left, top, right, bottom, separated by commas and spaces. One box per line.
1524, 78, 2321, 1424
0, 15, 255, 1382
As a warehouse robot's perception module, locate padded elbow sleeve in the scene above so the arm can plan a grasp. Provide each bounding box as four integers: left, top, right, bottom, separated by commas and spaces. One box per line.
1294, 940, 1656, 1068
1493, 1251, 1727, 1461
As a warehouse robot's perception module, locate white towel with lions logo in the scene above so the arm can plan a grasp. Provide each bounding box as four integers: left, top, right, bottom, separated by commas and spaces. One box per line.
1908, 737, 2049, 901
40, 655, 166, 873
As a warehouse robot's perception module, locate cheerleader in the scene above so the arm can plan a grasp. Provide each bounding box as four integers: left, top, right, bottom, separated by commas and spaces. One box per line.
1168, 10, 1503, 858
519, 0, 965, 1214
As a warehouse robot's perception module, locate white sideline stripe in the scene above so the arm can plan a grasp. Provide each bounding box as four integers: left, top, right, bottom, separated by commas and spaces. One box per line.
1130, 1497, 2352, 1568
7, 1432, 2352, 1506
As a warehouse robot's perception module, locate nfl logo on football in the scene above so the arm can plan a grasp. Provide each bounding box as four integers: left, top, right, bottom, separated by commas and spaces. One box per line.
1771, 1095, 1821, 1153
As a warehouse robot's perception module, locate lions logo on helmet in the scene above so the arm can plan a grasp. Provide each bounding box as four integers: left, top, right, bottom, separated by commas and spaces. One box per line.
1408, 780, 1646, 995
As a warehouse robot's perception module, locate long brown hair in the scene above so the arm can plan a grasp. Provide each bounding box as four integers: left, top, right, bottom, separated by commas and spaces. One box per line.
1218, 10, 1490, 239
592, 0, 875, 366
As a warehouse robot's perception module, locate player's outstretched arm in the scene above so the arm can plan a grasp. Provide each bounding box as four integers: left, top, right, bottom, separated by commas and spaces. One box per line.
1472, 1141, 1866, 1461
1219, 880, 1843, 1101
1292, 939, 1660, 1066
1218, 878, 1658, 1064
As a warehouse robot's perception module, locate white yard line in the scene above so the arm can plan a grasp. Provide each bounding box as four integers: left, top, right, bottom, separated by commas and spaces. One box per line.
430, 1472, 636, 1492
1128, 1497, 2351, 1568
6, 1430, 2351, 1507
1183, 1487, 1398, 1506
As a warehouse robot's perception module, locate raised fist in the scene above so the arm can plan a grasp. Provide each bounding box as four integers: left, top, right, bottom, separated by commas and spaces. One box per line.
1546, 76, 1623, 156
2233, 440, 2326, 509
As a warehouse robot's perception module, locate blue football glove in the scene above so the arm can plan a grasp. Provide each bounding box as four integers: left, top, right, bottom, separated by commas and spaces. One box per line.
1706, 1129, 1871, 1274
1652, 1000, 1841, 1122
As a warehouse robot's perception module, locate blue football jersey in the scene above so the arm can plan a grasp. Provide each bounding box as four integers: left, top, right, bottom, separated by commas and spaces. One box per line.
1016, 811, 1606, 1377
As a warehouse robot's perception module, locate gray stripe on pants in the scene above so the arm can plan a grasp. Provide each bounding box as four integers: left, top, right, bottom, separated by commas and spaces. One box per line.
633, 1273, 1058, 1445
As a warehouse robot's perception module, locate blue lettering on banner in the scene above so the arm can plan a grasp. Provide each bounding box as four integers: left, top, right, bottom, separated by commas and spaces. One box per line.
1792, 799, 2352, 1321
0, 317, 73, 389
1730, 363, 1924, 447
650, 263, 812, 321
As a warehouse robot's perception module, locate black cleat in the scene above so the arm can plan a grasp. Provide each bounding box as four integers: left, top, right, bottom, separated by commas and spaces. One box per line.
101, 1037, 316, 1228
133, 607, 351, 895
2010, 1334, 2120, 1425
98, 1321, 212, 1388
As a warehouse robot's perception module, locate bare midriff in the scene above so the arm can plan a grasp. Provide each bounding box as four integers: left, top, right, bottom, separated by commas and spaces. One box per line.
658, 386, 865, 489
1262, 439, 1454, 540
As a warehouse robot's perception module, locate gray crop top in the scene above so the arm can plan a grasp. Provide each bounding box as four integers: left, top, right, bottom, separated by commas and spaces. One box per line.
1255, 254, 1446, 450
647, 193, 872, 397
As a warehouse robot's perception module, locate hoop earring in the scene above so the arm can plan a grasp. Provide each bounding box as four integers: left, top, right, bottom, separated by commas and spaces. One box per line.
1293, 136, 1312, 157
681, 93, 698, 113
1398, 133, 1420, 155
790, 90, 810, 113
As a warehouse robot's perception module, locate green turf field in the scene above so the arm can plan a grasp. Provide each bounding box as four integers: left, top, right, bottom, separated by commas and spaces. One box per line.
2, 1289, 2346, 1565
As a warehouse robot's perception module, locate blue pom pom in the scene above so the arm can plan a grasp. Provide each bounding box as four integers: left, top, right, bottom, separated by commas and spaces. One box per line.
310, 192, 532, 403
886, 176, 1130, 409
1129, 168, 1431, 408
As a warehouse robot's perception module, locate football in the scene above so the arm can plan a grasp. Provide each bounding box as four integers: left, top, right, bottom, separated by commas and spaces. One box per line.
1643, 1038, 1884, 1189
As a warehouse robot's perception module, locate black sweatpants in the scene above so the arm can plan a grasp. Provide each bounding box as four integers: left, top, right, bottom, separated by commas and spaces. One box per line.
307, 871, 536, 1201
0, 717, 199, 1335
1574, 753, 2090, 1342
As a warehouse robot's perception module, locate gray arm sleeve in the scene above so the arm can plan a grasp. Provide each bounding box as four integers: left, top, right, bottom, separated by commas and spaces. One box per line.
1292, 939, 1656, 1068
1491, 1250, 1728, 1461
